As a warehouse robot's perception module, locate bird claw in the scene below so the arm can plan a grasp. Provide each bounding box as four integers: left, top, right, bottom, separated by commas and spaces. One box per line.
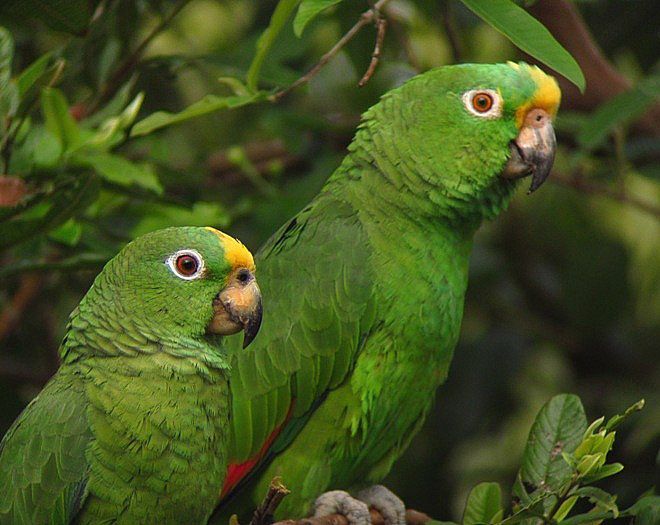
313, 485, 406, 525
356, 485, 406, 525
313, 490, 371, 525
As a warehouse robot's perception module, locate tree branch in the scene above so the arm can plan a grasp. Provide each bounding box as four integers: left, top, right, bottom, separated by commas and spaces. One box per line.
358, 7, 388, 87
271, 0, 394, 102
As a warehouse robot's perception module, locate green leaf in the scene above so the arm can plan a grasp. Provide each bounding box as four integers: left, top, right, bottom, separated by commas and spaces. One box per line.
41, 87, 82, 152
246, 0, 300, 91
0, 26, 13, 89
49, 218, 82, 246
558, 510, 614, 525
88, 92, 145, 148
131, 92, 267, 136
75, 153, 163, 195
16, 52, 52, 97
0, 0, 92, 35
16, 58, 65, 118
0, 26, 18, 117
580, 462, 623, 484
577, 79, 659, 150
293, 0, 343, 37
622, 495, 660, 524
553, 495, 578, 522
459, 0, 585, 92
463, 482, 502, 525
573, 487, 618, 517
520, 394, 587, 493
604, 398, 645, 431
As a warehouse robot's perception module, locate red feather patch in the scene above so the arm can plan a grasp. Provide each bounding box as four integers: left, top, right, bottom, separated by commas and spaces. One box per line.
220, 402, 295, 499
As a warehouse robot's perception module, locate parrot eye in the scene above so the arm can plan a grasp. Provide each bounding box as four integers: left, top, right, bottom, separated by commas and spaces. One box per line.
167, 249, 205, 280
462, 89, 502, 118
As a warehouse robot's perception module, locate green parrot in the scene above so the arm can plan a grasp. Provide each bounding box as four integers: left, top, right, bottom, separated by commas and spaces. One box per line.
212, 63, 560, 522
0, 226, 263, 525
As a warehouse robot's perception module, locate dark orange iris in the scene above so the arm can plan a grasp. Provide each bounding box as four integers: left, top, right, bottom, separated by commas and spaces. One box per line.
472, 92, 494, 113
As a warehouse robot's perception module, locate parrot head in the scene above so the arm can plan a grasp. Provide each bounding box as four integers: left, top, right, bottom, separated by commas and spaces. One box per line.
91, 226, 262, 349
357, 62, 561, 220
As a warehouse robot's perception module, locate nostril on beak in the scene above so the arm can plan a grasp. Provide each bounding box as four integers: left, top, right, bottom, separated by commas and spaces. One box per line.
525, 108, 550, 129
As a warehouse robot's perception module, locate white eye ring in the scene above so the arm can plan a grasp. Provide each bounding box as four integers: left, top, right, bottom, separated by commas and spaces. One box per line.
462, 89, 502, 118
166, 249, 205, 280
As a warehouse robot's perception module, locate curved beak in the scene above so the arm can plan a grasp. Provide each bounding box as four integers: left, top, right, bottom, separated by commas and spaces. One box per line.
501, 108, 557, 193
207, 269, 263, 348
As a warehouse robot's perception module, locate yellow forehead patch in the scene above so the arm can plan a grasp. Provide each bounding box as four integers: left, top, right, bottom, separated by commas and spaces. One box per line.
205, 227, 255, 272
508, 62, 561, 129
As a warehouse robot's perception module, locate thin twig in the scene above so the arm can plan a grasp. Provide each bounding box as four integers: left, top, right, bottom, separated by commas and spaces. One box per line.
249, 477, 291, 525
358, 9, 387, 87
551, 171, 660, 219
88, 0, 191, 114
270, 0, 394, 102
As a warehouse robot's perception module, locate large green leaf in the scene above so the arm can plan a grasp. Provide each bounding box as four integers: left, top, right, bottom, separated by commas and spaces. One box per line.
0, 0, 92, 35
74, 152, 163, 195
459, 0, 585, 92
463, 482, 503, 525
246, 0, 300, 91
41, 87, 82, 152
131, 91, 267, 136
0, 26, 18, 117
16, 52, 52, 97
293, 0, 343, 37
572, 487, 619, 517
577, 77, 660, 150
520, 394, 587, 493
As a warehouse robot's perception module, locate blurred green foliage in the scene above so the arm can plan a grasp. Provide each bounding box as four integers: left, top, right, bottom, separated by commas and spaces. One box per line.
0, 0, 657, 520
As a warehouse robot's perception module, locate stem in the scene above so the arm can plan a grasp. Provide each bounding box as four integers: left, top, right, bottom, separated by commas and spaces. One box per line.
270, 0, 394, 102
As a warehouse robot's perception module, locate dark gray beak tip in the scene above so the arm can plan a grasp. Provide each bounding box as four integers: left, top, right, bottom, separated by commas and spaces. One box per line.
242, 295, 263, 348
501, 109, 557, 194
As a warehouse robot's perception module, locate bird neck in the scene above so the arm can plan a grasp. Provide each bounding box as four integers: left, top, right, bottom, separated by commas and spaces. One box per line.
59, 272, 229, 378
326, 87, 518, 231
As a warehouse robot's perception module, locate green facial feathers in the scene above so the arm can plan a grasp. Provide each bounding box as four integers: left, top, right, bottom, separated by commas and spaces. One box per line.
212, 63, 560, 520
0, 227, 260, 525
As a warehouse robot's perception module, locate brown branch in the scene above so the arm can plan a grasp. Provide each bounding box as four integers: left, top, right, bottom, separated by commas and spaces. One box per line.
249, 477, 291, 525
551, 171, 660, 219
358, 14, 387, 87
526, 0, 660, 136
270, 0, 394, 102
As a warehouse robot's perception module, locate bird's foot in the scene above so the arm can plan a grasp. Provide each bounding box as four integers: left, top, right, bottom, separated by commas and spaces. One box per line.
313, 485, 406, 525
313, 490, 371, 524
355, 485, 406, 525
